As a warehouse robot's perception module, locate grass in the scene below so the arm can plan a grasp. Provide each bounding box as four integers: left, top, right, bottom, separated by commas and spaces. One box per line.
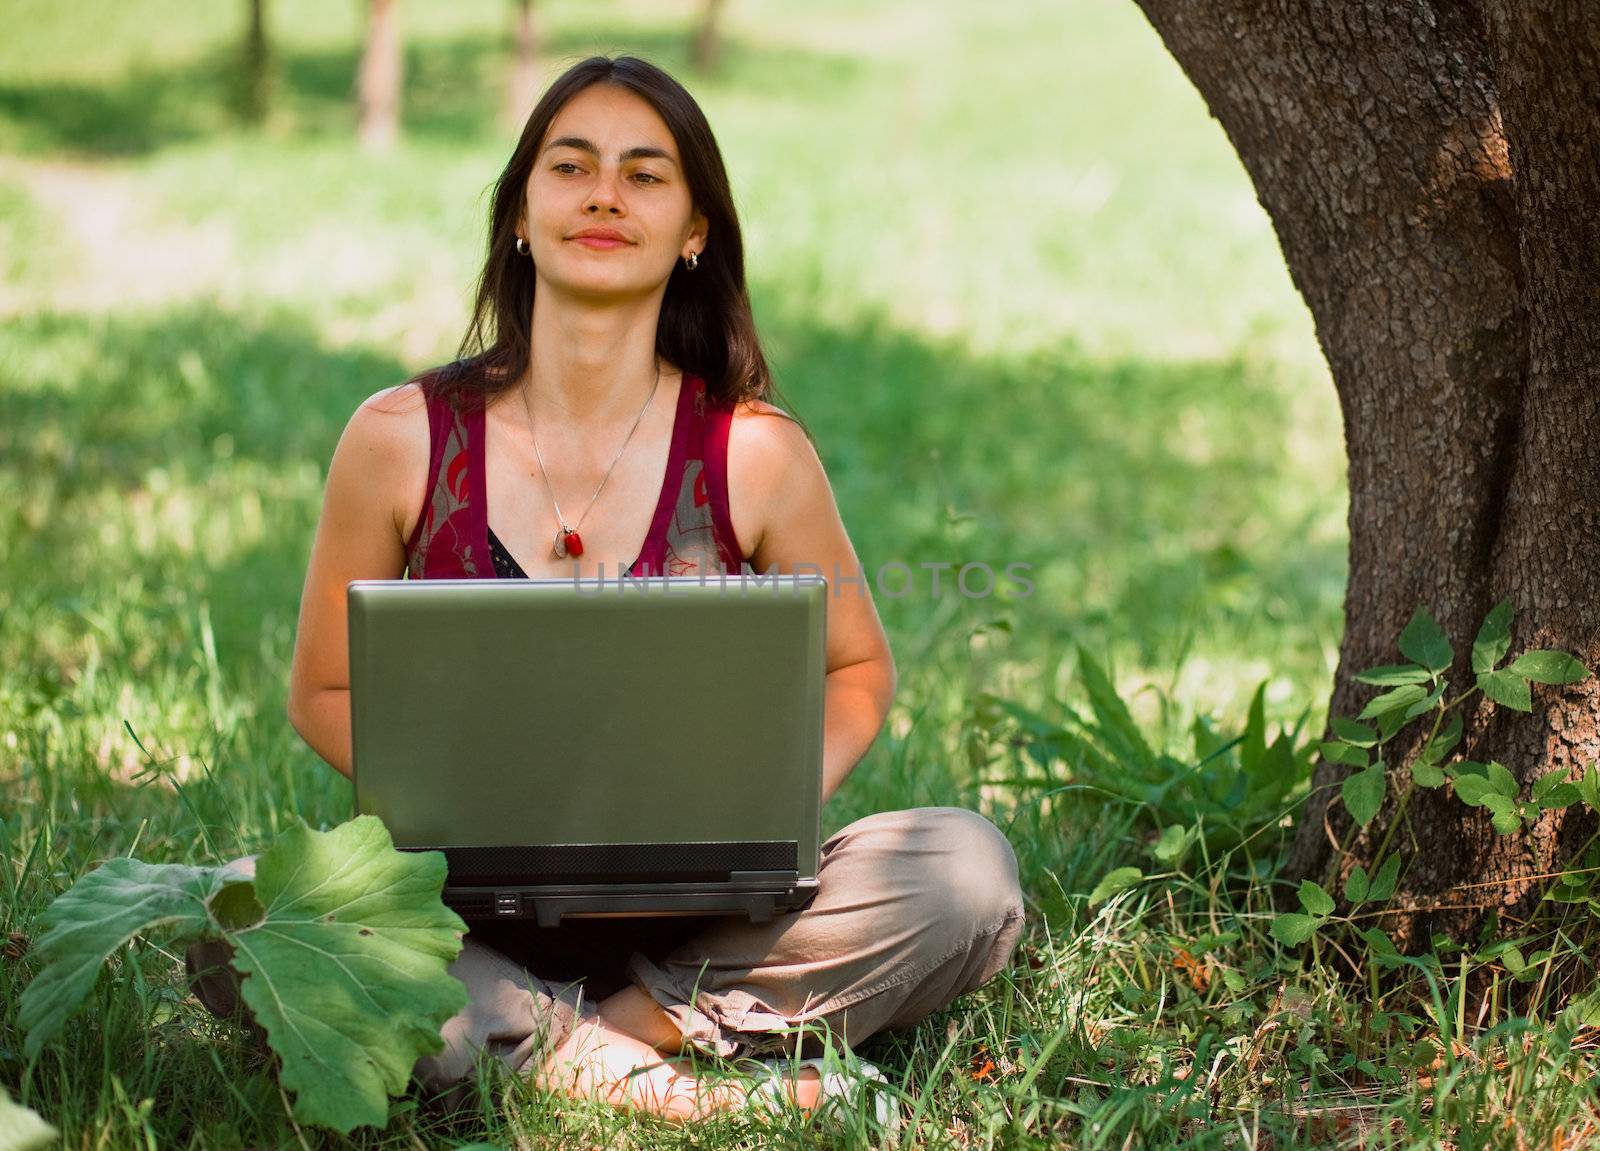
6, 0, 1596, 1147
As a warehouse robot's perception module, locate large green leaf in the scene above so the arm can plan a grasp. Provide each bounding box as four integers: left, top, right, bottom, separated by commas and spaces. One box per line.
18, 816, 470, 1137
19, 858, 245, 1057
0, 1085, 58, 1151
226, 817, 469, 1134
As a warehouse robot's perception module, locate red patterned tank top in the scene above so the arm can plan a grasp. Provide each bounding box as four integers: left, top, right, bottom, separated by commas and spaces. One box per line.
404, 373, 748, 579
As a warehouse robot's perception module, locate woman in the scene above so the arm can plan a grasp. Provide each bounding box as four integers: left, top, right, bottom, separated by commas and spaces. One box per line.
195, 55, 1025, 1124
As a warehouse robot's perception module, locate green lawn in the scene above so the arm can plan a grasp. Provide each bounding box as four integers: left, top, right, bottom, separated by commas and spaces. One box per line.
15, 3, 1582, 1149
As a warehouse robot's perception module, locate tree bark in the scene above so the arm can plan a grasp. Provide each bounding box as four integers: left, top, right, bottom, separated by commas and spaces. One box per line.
1127, 0, 1600, 946
359, 0, 402, 150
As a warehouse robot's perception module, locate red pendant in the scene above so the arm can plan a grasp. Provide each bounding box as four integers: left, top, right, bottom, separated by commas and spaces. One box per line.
556, 527, 584, 559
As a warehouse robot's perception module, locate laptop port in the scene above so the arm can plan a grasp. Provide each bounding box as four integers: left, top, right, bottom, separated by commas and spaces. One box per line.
494, 893, 520, 916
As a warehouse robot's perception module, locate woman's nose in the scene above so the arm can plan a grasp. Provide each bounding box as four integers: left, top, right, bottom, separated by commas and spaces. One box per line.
585, 168, 624, 214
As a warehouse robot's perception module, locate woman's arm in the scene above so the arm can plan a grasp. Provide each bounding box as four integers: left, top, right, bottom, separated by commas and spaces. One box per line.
728, 405, 898, 804
286, 384, 427, 780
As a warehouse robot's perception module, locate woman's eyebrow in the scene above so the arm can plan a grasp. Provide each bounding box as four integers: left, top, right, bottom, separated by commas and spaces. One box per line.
541, 135, 678, 166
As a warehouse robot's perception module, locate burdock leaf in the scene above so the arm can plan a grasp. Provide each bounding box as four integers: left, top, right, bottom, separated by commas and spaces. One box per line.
18, 858, 244, 1057
226, 816, 469, 1134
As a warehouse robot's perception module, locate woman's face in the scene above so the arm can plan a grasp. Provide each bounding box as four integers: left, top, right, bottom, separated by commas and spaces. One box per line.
519, 84, 708, 302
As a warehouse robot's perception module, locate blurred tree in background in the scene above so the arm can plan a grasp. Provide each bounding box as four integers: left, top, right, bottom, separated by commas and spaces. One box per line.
504, 0, 541, 130
358, 0, 401, 149
692, 0, 728, 75
233, 0, 271, 124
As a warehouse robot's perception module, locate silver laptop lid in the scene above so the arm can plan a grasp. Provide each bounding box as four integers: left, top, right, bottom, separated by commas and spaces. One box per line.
347, 573, 827, 880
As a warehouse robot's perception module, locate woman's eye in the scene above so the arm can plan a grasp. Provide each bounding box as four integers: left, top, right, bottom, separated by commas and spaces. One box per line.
553, 163, 581, 174
632, 173, 661, 184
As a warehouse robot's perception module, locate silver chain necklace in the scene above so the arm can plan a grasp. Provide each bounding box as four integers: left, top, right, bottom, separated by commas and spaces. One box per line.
518, 359, 661, 561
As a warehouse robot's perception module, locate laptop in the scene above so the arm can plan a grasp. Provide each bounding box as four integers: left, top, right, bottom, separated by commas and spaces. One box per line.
346, 572, 827, 927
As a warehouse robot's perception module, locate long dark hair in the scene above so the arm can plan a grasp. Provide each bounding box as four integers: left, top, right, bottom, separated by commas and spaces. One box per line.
421, 54, 789, 418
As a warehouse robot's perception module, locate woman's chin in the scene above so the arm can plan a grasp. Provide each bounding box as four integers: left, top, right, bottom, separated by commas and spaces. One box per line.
544, 271, 666, 304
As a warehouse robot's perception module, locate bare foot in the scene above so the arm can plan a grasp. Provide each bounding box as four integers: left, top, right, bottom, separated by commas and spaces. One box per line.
536, 1014, 826, 1121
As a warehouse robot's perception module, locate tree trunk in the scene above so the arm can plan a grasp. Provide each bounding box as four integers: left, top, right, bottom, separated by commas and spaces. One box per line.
504, 0, 540, 132
692, 0, 727, 75
1127, 0, 1600, 946
359, 0, 402, 150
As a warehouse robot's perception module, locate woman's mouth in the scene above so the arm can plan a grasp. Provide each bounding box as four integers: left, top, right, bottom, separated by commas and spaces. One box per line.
569, 229, 632, 249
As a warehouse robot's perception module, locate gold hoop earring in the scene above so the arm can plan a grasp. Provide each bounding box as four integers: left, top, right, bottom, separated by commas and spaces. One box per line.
515, 236, 530, 256
685, 251, 699, 271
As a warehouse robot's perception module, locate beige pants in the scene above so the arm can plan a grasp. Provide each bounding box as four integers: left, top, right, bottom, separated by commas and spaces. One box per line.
188, 806, 1025, 1098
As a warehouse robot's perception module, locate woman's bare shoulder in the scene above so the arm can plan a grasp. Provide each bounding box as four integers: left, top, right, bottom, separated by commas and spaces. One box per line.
727, 398, 816, 481
724, 397, 831, 562
332, 381, 433, 541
